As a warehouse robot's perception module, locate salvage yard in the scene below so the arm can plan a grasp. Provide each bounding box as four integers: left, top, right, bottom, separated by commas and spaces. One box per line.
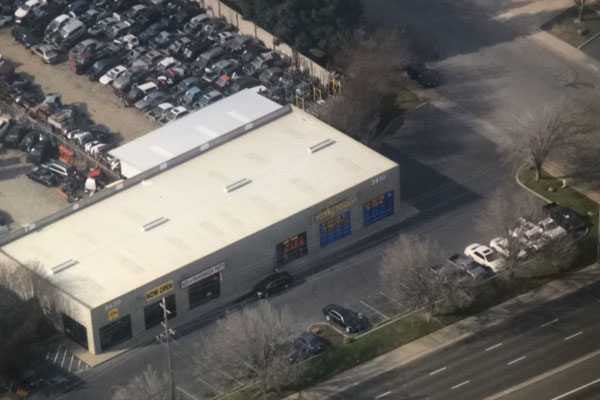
0, 28, 158, 144
0, 150, 66, 229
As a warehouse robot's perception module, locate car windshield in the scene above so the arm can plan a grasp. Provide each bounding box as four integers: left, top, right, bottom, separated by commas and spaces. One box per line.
21, 4, 32, 12
486, 253, 499, 262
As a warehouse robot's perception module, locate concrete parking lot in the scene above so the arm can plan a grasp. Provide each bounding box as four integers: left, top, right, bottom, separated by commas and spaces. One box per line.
0, 28, 159, 145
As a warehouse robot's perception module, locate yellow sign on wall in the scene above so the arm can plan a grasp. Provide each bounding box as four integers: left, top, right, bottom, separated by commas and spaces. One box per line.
108, 308, 119, 321
146, 281, 174, 302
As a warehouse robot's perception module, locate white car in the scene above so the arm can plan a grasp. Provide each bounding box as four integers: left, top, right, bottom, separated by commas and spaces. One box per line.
464, 243, 506, 273
489, 237, 528, 260
113, 34, 139, 50
538, 217, 567, 240
160, 106, 188, 124
99, 65, 127, 85
15, 0, 46, 23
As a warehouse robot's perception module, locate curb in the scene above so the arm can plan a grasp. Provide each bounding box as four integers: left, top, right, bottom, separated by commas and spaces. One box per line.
515, 164, 553, 204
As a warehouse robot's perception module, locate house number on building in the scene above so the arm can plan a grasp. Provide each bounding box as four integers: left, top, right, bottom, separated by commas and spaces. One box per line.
371, 174, 386, 186
104, 299, 121, 311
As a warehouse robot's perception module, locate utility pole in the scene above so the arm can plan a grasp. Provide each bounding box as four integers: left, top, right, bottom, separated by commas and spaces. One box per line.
158, 297, 176, 400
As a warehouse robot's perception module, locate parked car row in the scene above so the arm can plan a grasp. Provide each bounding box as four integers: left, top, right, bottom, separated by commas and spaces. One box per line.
446, 204, 588, 279
0, 65, 118, 198
8, 0, 321, 126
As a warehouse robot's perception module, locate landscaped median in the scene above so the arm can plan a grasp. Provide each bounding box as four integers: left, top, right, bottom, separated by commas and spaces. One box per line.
222, 166, 599, 400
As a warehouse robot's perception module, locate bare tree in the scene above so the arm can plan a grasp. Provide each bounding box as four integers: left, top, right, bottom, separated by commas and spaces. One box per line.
476, 190, 579, 279
318, 27, 411, 145
506, 102, 595, 181
379, 234, 472, 319
195, 302, 302, 400
112, 365, 172, 400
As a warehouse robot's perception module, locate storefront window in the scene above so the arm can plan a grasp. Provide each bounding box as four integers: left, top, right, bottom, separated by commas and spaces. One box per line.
144, 295, 177, 330
99, 315, 132, 351
319, 211, 351, 247
189, 273, 221, 309
276, 232, 308, 267
63, 314, 88, 350
363, 191, 394, 227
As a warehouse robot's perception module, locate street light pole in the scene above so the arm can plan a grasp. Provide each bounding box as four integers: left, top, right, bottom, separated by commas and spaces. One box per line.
160, 297, 176, 400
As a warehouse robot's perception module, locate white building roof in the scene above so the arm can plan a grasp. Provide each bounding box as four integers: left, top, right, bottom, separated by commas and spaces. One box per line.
2, 108, 398, 309
109, 89, 282, 178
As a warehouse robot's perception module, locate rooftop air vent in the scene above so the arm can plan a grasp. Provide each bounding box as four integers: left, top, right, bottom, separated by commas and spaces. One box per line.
51, 259, 78, 274
141, 216, 169, 232
308, 138, 335, 154
225, 178, 252, 193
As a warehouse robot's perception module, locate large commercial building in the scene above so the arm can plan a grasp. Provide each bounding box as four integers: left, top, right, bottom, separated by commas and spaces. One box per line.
0, 92, 401, 355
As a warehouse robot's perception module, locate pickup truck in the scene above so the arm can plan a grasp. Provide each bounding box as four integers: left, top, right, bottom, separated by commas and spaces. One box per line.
447, 254, 490, 279
542, 203, 587, 232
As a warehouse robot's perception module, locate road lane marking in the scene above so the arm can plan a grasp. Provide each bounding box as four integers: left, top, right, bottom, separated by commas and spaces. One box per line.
541, 318, 559, 327
429, 366, 447, 376
176, 386, 201, 400
375, 391, 392, 399
564, 331, 583, 341
550, 377, 600, 400
507, 356, 526, 365
360, 300, 390, 320
451, 380, 470, 390
484, 348, 600, 399
485, 343, 503, 352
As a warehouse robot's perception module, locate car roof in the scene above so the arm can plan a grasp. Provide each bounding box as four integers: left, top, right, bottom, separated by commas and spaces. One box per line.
138, 82, 157, 90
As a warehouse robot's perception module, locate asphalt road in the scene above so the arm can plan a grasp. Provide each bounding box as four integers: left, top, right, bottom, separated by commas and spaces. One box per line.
329, 282, 600, 400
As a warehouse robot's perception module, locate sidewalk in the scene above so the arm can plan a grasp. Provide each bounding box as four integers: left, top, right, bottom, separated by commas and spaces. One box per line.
286, 262, 600, 399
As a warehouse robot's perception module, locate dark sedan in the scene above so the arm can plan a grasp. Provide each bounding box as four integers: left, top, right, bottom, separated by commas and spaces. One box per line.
322, 304, 370, 334
27, 165, 60, 187
252, 271, 293, 299
134, 91, 169, 112
11, 26, 40, 48
407, 63, 440, 87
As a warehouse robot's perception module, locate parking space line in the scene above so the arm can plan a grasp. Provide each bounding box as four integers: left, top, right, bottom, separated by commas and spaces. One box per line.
375, 390, 392, 399
60, 350, 67, 367
507, 356, 526, 365
379, 291, 404, 308
53, 350, 59, 364
360, 300, 390, 320
77, 359, 81, 370
46, 352, 50, 360
68, 354, 74, 372
564, 331, 583, 341
195, 376, 222, 395
176, 385, 202, 400
541, 318, 559, 327
451, 380, 470, 390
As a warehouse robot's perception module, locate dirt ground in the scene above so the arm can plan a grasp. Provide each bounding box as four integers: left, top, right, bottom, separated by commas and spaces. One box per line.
0, 149, 67, 231
0, 28, 159, 145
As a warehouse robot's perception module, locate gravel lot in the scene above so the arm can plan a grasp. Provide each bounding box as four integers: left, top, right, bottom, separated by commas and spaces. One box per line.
0, 28, 159, 144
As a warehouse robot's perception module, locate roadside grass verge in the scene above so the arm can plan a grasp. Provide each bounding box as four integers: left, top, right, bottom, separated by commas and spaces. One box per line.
541, 5, 600, 48
518, 166, 599, 265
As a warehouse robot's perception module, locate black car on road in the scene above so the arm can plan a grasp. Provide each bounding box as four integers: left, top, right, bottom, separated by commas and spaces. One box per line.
252, 271, 293, 299
322, 304, 370, 334
406, 63, 440, 88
